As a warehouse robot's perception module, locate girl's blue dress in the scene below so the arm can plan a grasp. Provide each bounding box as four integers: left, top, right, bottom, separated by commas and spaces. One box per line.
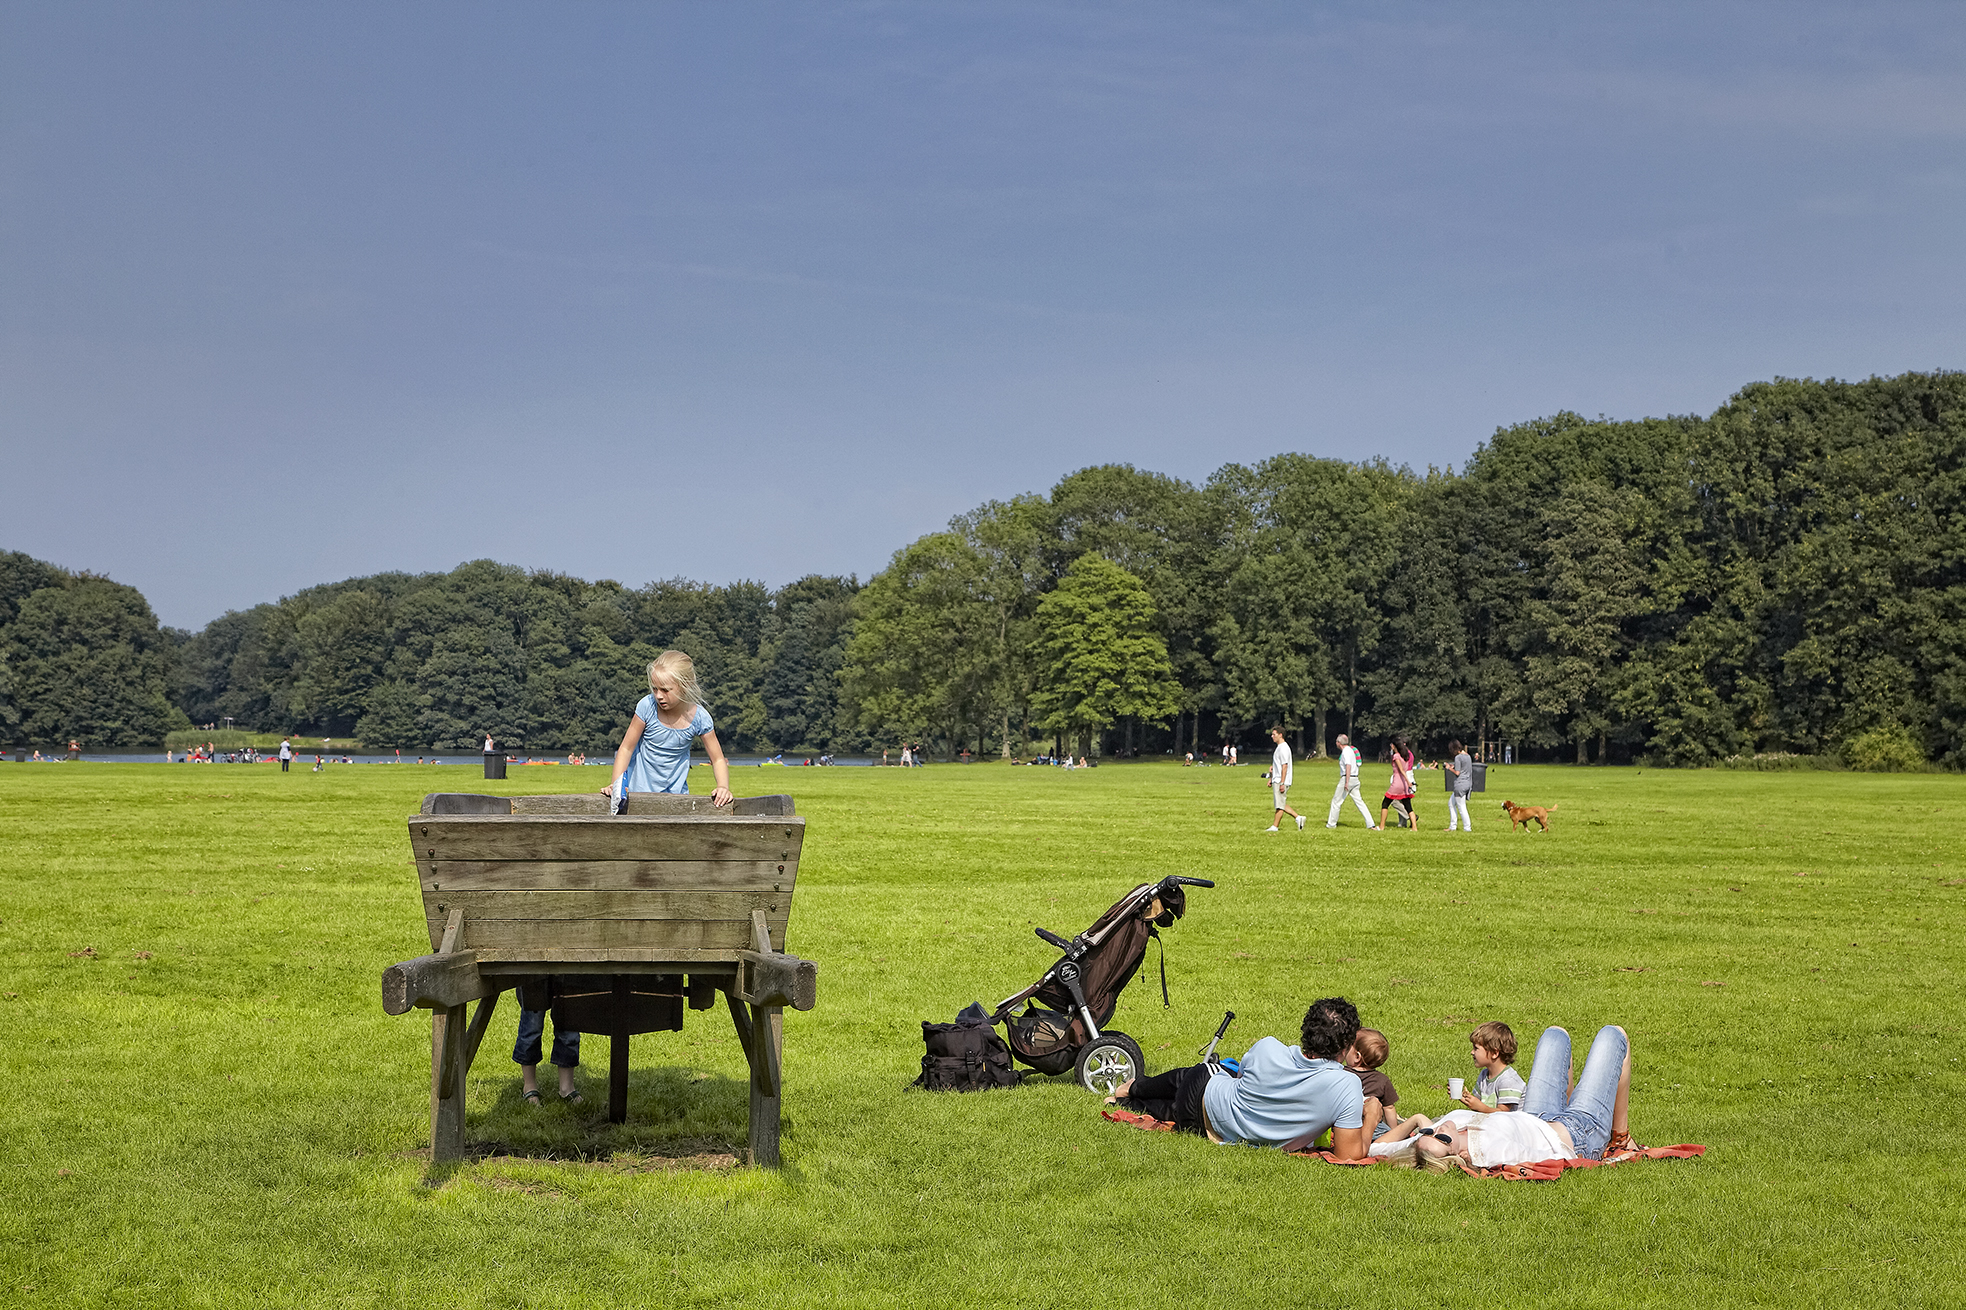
619, 697, 713, 794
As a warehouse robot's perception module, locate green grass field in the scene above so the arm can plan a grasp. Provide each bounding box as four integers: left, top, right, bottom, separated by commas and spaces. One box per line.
3, 760, 1962, 1307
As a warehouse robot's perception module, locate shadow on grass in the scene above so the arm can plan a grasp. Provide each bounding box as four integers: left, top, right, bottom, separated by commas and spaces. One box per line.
418, 1065, 752, 1184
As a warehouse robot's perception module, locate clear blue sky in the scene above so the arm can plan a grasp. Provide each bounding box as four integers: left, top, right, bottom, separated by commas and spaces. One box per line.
4, 2, 1962, 628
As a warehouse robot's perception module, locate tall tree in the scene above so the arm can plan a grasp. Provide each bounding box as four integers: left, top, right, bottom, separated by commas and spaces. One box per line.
1029, 554, 1179, 758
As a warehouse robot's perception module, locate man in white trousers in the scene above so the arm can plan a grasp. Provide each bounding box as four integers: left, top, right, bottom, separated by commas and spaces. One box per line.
1264, 725, 1305, 831
1327, 733, 1380, 829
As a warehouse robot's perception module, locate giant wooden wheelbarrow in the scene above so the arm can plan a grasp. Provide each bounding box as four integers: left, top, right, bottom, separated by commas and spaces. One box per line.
381, 791, 817, 1166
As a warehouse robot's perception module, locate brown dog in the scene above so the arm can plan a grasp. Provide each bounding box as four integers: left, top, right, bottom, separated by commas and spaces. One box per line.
1502, 800, 1558, 832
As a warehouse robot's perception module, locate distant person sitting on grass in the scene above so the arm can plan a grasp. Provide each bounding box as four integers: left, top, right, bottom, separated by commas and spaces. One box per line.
1346, 1028, 1401, 1139
1104, 997, 1370, 1159
1377, 1025, 1641, 1168
1461, 1020, 1525, 1113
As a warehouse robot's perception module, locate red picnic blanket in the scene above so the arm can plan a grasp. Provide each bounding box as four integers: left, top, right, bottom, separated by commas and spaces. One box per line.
1100, 1108, 1706, 1181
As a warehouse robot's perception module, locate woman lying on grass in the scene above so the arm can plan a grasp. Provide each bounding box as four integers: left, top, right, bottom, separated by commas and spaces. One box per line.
1373, 1025, 1641, 1170
1104, 997, 1371, 1159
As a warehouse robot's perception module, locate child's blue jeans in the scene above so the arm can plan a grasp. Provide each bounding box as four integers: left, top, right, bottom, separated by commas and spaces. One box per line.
1522, 1025, 1625, 1159
512, 1007, 580, 1068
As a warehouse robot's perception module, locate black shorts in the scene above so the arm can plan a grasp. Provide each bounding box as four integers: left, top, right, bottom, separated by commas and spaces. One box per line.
1382, 795, 1413, 814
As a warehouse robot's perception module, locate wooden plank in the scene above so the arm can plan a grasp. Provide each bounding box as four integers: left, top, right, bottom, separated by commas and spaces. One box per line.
551, 989, 683, 1037
425, 915, 784, 953
420, 859, 796, 894
407, 815, 805, 864
438, 907, 464, 953
382, 950, 495, 1014
508, 794, 609, 815
496, 792, 796, 816
421, 889, 788, 922
421, 793, 512, 816
481, 960, 736, 979
474, 947, 755, 965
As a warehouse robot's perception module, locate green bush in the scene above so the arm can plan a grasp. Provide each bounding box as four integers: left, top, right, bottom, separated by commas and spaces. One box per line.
164, 729, 361, 751
1842, 724, 1928, 773
1717, 752, 1840, 771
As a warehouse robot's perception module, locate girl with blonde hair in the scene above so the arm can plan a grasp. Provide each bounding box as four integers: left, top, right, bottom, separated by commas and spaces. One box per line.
604, 649, 733, 809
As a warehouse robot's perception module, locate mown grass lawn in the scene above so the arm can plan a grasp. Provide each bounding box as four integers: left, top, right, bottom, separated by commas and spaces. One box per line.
3, 759, 1962, 1307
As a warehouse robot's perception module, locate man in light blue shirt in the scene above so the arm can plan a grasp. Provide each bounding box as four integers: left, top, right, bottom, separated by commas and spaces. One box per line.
1203, 997, 1368, 1154
1112, 997, 1370, 1159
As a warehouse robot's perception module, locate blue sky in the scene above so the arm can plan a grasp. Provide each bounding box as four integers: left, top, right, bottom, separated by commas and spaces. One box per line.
4, 2, 1963, 628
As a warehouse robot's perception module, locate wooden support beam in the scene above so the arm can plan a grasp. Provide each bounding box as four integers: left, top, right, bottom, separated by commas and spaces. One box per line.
748, 1002, 781, 1100
460, 991, 500, 1074
735, 951, 817, 1011
726, 989, 754, 1062
748, 1002, 783, 1168
382, 950, 493, 1015
745, 909, 783, 1167
430, 1003, 467, 1162
609, 975, 631, 1125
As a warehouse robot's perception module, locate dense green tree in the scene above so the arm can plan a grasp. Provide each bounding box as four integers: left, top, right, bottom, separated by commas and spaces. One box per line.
1029, 554, 1179, 758
842, 533, 999, 753
1048, 466, 1221, 757
3, 573, 189, 746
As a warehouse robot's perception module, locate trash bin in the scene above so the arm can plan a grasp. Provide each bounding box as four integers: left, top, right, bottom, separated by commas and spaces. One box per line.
12, 747, 24, 763
1443, 763, 1489, 793
483, 751, 507, 780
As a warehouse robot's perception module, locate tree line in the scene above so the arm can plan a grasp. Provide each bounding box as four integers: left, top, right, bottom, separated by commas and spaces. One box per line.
5, 370, 1961, 765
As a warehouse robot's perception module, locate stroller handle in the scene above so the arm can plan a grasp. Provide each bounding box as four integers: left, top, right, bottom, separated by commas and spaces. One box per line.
1033, 927, 1072, 950
1161, 876, 1216, 889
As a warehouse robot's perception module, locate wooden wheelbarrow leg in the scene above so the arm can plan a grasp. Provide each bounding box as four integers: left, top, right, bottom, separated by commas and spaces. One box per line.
738, 910, 785, 1168
609, 975, 631, 1124
428, 910, 472, 1162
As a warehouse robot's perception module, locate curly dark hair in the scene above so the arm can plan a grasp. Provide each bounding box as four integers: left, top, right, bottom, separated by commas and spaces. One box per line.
1299, 996, 1361, 1061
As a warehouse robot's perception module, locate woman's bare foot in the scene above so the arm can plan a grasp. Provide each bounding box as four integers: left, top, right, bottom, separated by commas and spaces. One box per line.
1103, 1079, 1136, 1104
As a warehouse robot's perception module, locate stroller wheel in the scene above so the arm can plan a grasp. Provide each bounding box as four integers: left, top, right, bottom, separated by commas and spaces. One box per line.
1075, 1033, 1145, 1096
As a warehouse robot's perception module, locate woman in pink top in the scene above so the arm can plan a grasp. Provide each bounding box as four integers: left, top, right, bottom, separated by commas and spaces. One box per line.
1379, 735, 1419, 832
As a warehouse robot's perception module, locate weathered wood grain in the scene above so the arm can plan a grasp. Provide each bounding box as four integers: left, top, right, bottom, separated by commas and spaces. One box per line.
508, 794, 608, 815
735, 950, 818, 1011
472, 947, 758, 965
407, 815, 804, 864
423, 889, 787, 922
418, 860, 794, 893
425, 915, 784, 953
382, 949, 495, 1015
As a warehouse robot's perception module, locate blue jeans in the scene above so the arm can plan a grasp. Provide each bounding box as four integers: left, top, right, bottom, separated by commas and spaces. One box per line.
512, 1007, 580, 1068
1522, 1025, 1626, 1159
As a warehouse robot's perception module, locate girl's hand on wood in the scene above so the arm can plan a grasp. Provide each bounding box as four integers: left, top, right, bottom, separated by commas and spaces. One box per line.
711, 786, 733, 807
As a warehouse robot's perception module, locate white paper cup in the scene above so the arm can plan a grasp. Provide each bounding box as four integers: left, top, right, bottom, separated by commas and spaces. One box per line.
1447, 1077, 1465, 1100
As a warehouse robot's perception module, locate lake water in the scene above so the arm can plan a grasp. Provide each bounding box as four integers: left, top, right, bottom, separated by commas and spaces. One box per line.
25, 752, 894, 767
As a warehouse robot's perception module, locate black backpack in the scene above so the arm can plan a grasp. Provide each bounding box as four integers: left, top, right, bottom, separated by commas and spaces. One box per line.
914, 1016, 1019, 1092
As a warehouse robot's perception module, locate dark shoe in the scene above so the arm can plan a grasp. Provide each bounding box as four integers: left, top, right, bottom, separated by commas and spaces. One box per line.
560, 1088, 584, 1104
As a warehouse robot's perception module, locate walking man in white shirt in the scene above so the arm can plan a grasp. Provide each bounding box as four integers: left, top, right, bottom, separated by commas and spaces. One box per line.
1326, 733, 1380, 829
1264, 725, 1305, 832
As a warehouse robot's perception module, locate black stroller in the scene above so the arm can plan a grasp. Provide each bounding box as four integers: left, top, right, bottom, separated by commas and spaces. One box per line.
989, 875, 1215, 1094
